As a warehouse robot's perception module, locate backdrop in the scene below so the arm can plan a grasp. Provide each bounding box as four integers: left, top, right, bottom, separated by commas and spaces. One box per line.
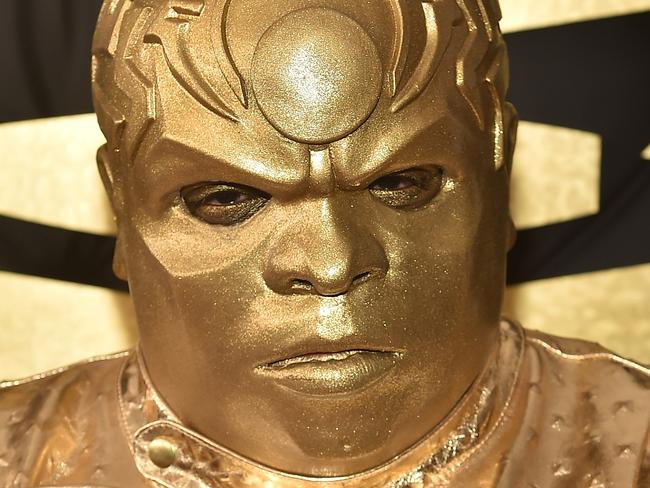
1, 0, 649, 379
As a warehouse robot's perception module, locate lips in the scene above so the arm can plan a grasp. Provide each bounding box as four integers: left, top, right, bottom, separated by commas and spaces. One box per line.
255, 349, 402, 395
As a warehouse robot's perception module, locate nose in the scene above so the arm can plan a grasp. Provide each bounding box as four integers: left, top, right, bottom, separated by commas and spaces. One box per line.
263, 198, 388, 296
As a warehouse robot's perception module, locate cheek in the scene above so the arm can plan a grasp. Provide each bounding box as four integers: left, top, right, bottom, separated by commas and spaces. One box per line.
121, 208, 276, 365
369, 175, 506, 371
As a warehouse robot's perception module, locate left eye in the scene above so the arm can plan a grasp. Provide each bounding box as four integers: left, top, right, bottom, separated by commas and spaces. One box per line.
369, 167, 443, 209
181, 182, 270, 226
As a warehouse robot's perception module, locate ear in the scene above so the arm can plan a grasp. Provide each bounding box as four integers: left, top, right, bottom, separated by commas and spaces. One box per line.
503, 102, 519, 251
97, 145, 128, 281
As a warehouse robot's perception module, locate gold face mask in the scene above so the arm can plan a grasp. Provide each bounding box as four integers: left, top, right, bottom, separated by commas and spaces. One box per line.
93, 0, 517, 477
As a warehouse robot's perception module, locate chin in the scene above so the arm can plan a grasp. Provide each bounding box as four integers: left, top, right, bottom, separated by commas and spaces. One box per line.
261, 373, 436, 474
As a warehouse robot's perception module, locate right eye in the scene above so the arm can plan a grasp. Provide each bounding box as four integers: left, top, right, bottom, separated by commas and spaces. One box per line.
369, 167, 443, 210
181, 182, 270, 226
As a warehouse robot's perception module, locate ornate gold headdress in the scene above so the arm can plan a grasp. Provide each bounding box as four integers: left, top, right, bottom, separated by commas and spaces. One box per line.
92, 0, 511, 169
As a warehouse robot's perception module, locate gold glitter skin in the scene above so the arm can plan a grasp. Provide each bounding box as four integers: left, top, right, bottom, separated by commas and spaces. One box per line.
1, 0, 649, 487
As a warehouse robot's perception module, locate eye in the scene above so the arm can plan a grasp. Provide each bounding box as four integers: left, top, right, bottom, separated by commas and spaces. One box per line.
181, 182, 270, 226
369, 167, 443, 209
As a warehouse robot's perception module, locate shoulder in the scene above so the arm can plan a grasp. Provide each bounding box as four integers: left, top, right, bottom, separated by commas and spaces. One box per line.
524, 327, 650, 390
517, 326, 650, 483
0, 351, 131, 415
0, 351, 134, 484
522, 327, 650, 417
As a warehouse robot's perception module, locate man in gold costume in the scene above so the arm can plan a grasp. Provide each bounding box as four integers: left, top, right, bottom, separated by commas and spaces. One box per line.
1, 0, 649, 486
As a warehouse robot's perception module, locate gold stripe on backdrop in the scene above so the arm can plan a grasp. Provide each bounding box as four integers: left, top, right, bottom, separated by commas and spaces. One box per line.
500, 0, 650, 33
503, 263, 650, 364
0, 271, 137, 380
0, 114, 114, 235
0, 116, 602, 233
510, 122, 600, 230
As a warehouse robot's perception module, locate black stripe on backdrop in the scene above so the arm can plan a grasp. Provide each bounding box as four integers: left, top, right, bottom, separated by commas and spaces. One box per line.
505, 12, 650, 283
0, 215, 127, 291
0, 0, 103, 123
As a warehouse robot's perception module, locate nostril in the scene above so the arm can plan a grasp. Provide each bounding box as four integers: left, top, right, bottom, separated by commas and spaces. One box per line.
352, 271, 372, 287
287, 271, 374, 295
290, 279, 314, 293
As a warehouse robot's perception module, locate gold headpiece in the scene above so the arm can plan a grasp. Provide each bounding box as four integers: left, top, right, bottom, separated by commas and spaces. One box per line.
93, 0, 510, 168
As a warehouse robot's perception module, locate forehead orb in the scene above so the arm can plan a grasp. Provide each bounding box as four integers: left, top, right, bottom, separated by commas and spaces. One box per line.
251, 7, 383, 145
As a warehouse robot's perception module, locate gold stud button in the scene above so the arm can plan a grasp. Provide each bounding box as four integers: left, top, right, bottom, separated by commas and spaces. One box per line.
148, 436, 178, 468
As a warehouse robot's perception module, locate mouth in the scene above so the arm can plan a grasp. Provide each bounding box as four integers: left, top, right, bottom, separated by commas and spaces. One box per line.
255, 349, 403, 396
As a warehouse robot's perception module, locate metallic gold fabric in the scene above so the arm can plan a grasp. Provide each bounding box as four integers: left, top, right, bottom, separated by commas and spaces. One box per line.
2, 322, 649, 486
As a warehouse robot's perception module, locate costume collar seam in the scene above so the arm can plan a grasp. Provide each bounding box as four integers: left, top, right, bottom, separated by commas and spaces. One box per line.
448, 320, 528, 473
0, 349, 131, 389
116, 350, 138, 458
526, 336, 650, 375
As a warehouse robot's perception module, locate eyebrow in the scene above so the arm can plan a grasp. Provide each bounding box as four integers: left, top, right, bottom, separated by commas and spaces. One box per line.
333, 112, 456, 188
139, 135, 310, 196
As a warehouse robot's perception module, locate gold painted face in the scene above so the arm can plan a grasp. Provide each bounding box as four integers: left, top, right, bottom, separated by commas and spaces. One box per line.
93, 0, 517, 477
